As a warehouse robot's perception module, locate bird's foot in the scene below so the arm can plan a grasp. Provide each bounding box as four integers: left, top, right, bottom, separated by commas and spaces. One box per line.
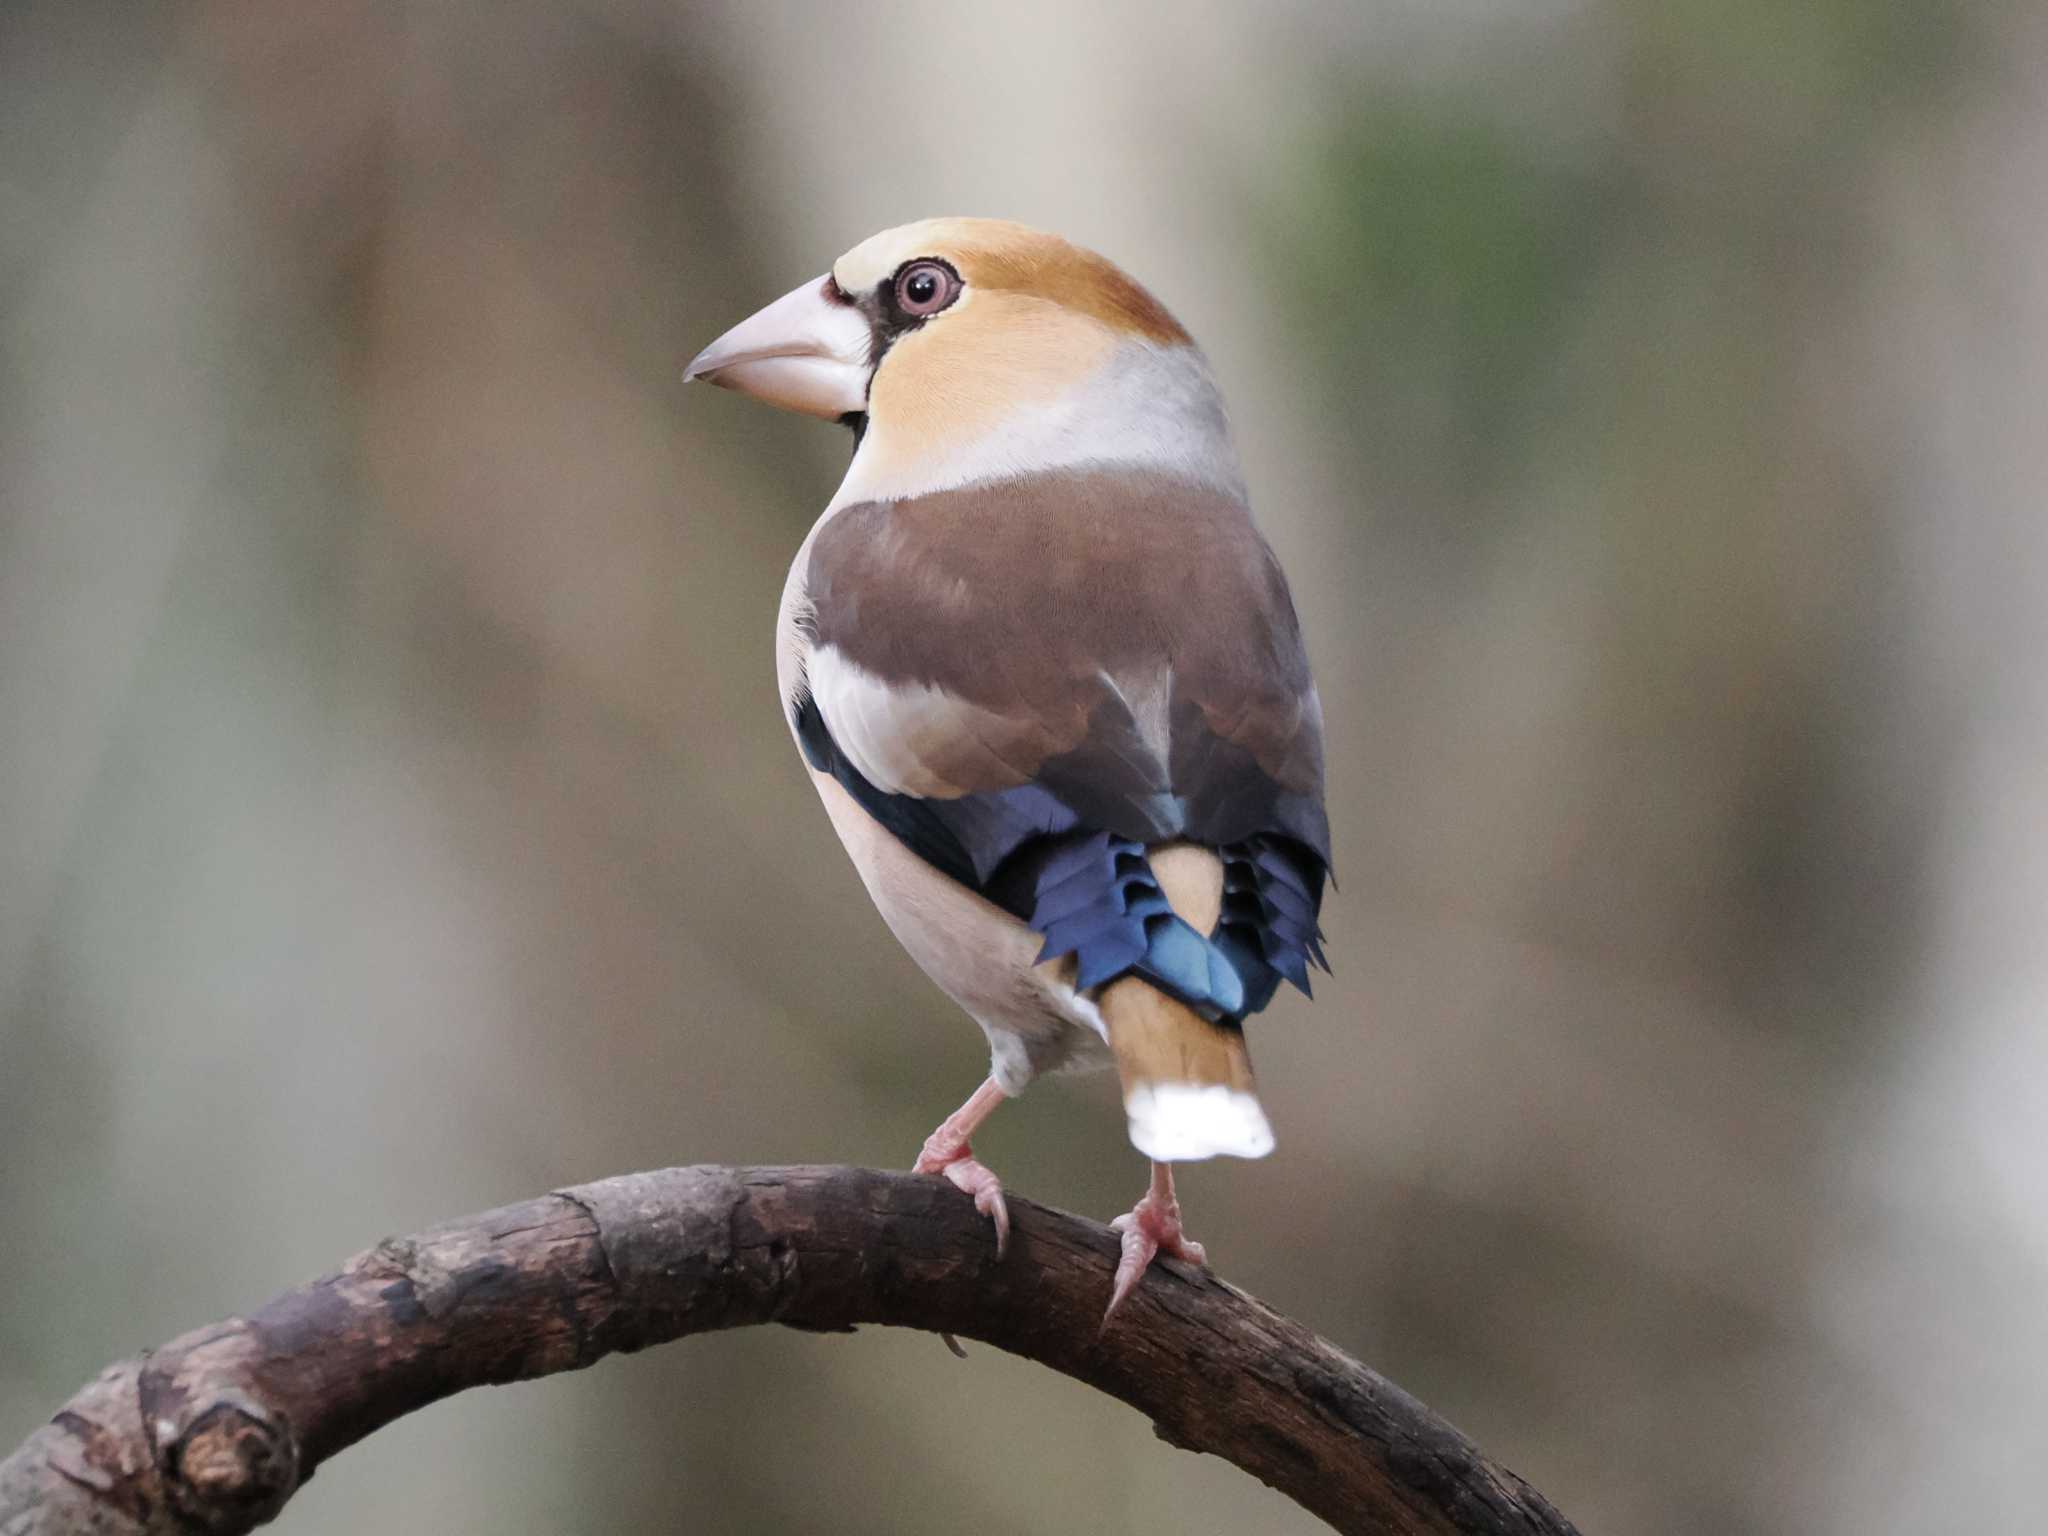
1104, 1169, 1207, 1325
912, 1140, 1011, 1260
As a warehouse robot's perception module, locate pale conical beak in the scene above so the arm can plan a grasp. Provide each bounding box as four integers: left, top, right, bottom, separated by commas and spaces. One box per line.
684, 274, 873, 420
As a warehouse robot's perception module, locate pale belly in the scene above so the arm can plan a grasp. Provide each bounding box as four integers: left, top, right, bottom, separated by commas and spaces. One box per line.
808, 770, 1112, 1093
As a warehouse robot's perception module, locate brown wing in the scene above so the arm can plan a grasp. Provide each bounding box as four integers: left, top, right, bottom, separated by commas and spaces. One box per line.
801, 466, 1328, 865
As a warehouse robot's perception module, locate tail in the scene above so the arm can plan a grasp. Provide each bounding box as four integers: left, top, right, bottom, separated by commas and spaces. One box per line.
1097, 843, 1276, 1161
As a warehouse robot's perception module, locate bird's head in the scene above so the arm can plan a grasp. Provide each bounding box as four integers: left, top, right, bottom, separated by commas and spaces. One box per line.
686, 218, 1235, 503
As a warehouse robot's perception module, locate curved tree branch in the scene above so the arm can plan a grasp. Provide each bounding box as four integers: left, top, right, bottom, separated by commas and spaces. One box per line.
0, 1165, 1577, 1536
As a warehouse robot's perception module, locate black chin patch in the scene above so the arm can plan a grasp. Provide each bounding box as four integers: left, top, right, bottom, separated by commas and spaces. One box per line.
838, 411, 868, 447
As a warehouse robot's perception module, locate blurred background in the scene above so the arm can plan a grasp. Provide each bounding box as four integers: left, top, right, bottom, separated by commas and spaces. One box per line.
3, 2, 2044, 1531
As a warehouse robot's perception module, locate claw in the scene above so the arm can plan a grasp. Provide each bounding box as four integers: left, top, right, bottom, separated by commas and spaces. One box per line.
1101, 1163, 1208, 1327
908, 1078, 1017, 1359
933, 1153, 1010, 1260
910, 1075, 1013, 1263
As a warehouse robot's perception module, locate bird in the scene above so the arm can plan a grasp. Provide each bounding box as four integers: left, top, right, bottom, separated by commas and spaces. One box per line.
685, 218, 1329, 1320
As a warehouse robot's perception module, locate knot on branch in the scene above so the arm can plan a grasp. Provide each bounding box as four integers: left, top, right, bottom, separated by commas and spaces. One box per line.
160, 1398, 297, 1535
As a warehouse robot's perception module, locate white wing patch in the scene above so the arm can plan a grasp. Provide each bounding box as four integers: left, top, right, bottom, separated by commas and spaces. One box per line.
806, 643, 1062, 799
1096, 663, 1174, 778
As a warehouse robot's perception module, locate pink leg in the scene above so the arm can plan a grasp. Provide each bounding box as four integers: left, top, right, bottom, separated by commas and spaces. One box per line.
1104, 1161, 1208, 1324
911, 1075, 1011, 1259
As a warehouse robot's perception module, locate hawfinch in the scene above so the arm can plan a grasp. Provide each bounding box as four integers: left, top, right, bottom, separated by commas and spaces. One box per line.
687, 219, 1329, 1318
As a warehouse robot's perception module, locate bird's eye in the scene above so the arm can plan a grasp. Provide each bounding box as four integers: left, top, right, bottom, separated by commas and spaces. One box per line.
893, 259, 961, 318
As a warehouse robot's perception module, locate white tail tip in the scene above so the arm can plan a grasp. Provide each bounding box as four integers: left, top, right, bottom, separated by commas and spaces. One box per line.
1125, 1082, 1275, 1161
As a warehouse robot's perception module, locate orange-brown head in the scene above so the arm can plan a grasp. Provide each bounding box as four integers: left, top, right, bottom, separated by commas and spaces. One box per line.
687, 219, 1231, 504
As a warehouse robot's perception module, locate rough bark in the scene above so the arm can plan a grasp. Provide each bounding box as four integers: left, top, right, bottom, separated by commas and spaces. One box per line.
0, 1164, 1578, 1536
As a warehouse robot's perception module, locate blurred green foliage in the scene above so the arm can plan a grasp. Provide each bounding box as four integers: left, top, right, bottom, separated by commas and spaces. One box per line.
1273, 102, 1620, 507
